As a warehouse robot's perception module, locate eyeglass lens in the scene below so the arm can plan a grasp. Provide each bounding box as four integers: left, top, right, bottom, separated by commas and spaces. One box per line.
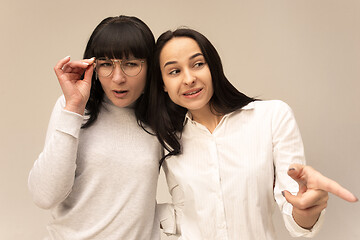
95, 58, 143, 77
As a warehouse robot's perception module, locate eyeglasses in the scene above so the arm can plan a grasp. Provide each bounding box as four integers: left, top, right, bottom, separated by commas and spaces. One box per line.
94, 58, 145, 77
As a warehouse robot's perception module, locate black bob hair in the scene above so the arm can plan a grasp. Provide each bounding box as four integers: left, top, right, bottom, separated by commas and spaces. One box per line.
82, 15, 155, 128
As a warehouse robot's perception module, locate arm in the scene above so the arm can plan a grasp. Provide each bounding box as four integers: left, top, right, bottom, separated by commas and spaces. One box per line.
28, 96, 83, 209
272, 101, 323, 237
272, 101, 358, 236
28, 57, 94, 209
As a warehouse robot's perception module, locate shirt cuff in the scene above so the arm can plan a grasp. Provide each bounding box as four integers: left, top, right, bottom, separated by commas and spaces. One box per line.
56, 109, 84, 138
156, 203, 176, 235
282, 202, 326, 238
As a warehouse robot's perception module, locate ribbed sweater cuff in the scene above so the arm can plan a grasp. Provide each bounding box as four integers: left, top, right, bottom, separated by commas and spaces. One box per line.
56, 109, 84, 138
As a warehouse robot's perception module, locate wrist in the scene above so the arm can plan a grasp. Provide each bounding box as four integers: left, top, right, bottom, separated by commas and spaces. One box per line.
292, 208, 321, 230
64, 102, 86, 115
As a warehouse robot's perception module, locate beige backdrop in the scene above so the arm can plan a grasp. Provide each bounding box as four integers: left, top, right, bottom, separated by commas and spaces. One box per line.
1, 0, 359, 239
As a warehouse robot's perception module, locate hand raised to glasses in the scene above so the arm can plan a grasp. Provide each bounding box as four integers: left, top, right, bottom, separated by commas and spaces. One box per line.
54, 56, 95, 115
282, 163, 358, 229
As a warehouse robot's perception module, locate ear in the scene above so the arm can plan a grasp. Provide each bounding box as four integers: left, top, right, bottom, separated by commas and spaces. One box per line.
163, 85, 168, 92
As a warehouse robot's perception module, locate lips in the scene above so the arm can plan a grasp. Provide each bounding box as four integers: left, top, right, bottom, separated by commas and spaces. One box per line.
183, 88, 202, 96
113, 90, 128, 98
114, 90, 127, 94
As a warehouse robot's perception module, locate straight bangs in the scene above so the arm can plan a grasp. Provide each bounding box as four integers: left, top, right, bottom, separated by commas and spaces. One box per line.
91, 22, 150, 60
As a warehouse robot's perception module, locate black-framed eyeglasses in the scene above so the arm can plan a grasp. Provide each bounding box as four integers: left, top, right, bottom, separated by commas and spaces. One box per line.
94, 58, 145, 77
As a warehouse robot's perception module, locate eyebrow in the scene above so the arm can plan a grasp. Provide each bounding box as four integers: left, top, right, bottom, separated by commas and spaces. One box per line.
163, 52, 204, 68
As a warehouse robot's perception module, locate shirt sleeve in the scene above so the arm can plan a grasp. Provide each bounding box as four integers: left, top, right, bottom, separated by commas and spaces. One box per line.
157, 160, 184, 236
156, 203, 176, 235
272, 100, 325, 237
28, 95, 84, 209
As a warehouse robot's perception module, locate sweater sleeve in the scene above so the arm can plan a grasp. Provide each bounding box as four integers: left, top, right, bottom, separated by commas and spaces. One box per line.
272, 100, 325, 237
28, 95, 84, 209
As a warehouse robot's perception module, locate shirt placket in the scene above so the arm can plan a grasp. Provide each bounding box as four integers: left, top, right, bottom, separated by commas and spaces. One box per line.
211, 135, 228, 240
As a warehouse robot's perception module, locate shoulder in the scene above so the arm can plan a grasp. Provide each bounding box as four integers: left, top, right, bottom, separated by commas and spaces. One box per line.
253, 100, 300, 132
253, 100, 295, 118
226, 100, 296, 126
256, 100, 295, 120
235, 100, 293, 115
253, 100, 292, 111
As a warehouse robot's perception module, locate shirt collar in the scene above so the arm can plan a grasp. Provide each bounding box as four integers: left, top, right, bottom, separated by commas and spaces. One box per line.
184, 112, 192, 125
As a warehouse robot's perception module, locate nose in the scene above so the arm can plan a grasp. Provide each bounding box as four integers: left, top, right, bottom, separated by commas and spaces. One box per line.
111, 63, 126, 84
183, 69, 196, 85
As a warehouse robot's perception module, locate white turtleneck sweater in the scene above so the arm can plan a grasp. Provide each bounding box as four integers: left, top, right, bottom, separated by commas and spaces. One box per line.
28, 95, 161, 240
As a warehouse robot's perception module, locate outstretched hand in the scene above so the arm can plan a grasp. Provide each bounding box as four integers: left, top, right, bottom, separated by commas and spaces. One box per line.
282, 163, 358, 229
54, 56, 95, 115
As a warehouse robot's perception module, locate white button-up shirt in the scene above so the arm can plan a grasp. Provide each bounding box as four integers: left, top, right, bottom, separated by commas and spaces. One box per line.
159, 100, 324, 240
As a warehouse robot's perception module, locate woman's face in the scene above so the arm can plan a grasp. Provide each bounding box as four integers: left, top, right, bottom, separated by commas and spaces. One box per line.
159, 37, 213, 114
97, 57, 147, 108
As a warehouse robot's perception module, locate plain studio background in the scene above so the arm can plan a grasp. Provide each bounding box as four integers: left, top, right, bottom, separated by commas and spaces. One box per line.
1, 0, 359, 239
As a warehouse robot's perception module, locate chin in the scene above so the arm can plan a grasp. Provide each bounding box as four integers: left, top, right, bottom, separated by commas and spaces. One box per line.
109, 99, 127, 108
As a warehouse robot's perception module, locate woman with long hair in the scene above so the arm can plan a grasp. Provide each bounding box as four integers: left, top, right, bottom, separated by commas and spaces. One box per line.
149, 28, 358, 239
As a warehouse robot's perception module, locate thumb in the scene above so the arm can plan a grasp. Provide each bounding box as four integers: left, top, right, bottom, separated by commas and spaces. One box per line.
287, 164, 307, 192
282, 190, 297, 205
287, 163, 305, 180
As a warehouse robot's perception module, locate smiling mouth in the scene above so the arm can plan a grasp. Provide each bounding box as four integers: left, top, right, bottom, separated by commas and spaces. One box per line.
183, 89, 202, 96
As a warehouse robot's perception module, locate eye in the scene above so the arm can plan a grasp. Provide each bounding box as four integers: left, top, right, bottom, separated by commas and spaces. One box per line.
124, 60, 140, 68
100, 62, 112, 67
193, 61, 205, 68
97, 59, 113, 68
168, 69, 180, 75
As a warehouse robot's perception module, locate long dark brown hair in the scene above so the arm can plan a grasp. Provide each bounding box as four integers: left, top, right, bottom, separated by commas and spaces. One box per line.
146, 28, 256, 164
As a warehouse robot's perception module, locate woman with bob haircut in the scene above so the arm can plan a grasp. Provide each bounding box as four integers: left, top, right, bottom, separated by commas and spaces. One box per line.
28, 15, 162, 240
148, 28, 358, 239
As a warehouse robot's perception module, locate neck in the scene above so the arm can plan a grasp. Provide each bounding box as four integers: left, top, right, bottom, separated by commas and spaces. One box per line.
190, 105, 223, 133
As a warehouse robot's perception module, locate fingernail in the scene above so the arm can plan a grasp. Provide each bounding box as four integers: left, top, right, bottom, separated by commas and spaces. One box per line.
281, 191, 285, 197
89, 57, 96, 63
64, 55, 70, 59
288, 168, 296, 171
